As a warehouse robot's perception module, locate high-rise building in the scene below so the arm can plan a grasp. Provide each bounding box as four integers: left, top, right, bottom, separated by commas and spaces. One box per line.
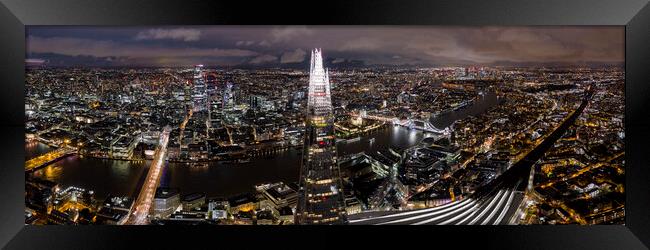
295, 49, 347, 225
205, 72, 218, 96
223, 82, 234, 109
249, 95, 260, 110
192, 65, 208, 112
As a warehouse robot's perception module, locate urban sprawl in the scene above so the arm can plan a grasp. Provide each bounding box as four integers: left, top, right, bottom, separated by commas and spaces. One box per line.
25, 50, 624, 225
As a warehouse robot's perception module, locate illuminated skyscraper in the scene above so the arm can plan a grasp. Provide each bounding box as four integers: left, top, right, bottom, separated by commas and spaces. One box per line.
295, 49, 347, 225
223, 82, 234, 109
192, 65, 208, 112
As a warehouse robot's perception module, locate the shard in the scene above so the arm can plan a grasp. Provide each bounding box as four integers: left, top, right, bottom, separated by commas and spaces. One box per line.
295, 49, 347, 225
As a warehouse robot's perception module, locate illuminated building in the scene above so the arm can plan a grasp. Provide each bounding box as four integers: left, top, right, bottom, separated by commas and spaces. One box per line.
256, 182, 299, 209
182, 192, 206, 211
205, 72, 218, 96
192, 65, 208, 112
223, 81, 234, 109
47, 210, 73, 225
152, 187, 181, 219
96, 207, 129, 225
295, 49, 347, 225
110, 135, 140, 159
351, 116, 363, 126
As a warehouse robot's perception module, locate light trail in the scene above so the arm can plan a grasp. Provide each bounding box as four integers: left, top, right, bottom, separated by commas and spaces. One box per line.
455, 190, 503, 225
468, 189, 506, 225
480, 189, 512, 225
125, 126, 171, 225
494, 189, 517, 225
411, 199, 477, 225
438, 203, 480, 225
348, 195, 460, 223
375, 198, 473, 225
349, 188, 519, 225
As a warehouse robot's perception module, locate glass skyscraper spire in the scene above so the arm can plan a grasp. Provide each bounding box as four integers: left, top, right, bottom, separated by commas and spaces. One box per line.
295, 49, 347, 225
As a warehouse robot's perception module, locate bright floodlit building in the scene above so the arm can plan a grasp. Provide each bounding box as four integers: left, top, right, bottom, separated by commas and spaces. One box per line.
295, 49, 348, 225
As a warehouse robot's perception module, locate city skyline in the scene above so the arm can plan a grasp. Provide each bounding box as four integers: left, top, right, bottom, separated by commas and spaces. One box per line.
25, 26, 624, 226
26, 26, 624, 68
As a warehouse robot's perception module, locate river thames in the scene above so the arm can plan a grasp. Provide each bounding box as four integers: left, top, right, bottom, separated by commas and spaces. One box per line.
27, 92, 498, 200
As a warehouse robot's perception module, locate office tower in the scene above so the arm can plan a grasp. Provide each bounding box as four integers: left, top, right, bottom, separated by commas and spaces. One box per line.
223, 82, 234, 109
295, 49, 347, 225
192, 65, 208, 112
205, 72, 218, 96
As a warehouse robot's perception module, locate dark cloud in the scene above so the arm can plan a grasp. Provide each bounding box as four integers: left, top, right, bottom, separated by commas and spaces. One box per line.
26, 26, 624, 67
134, 28, 201, 42
249, 54, 278, 64
280, 49, 307, 64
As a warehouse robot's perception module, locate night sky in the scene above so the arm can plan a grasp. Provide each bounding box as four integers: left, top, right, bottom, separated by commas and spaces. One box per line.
26, 26, 624, 68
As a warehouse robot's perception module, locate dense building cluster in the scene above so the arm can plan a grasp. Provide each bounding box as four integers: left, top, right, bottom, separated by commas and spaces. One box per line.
25, 64, 624, 225
526, 76, 625, 225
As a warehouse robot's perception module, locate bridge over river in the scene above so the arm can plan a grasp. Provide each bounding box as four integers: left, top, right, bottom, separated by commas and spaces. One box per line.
25, 147, 76, 172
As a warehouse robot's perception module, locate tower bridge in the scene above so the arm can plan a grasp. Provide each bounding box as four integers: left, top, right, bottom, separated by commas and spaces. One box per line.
361, 113, 449, 134
401, 118, 449, 134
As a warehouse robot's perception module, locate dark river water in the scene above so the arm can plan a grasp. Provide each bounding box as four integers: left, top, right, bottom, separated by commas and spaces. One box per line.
25, 141, 55, 160
28, 92, 499, 200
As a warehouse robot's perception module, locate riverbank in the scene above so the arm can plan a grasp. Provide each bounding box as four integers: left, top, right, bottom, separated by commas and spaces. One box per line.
336, 123, 390, 142
429, 91, 499, 128
26, 91, 502, 200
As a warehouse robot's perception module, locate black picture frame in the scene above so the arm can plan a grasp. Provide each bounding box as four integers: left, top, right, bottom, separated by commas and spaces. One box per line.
1, 0, 649, 249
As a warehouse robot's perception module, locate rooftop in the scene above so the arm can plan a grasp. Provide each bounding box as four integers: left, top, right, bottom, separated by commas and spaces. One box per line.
155, 187, 180, 199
